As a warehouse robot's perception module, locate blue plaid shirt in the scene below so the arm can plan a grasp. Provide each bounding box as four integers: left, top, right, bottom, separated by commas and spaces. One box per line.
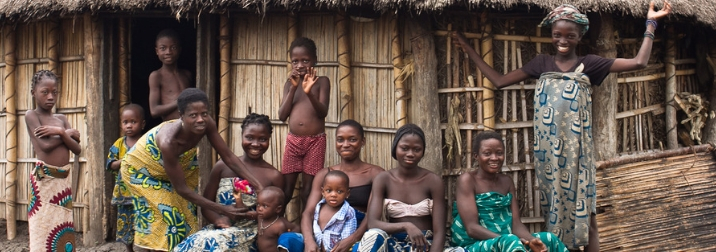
313, 199, 358, 251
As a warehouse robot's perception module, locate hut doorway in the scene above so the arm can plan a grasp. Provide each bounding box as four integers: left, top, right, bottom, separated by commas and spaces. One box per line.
130, 18, 197, 130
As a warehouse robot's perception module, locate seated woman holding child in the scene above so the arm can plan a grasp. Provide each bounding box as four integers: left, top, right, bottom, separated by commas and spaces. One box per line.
174, 113, 283, 252
279, 119, 384, 252
355, 124, 460, 252
450, 131, 568, 252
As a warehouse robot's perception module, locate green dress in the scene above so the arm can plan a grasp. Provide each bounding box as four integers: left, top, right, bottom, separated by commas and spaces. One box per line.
450, 192, 568, 252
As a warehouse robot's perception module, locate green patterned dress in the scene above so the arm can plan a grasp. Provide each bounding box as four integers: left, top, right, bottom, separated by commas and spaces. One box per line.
451, 192, 568, 252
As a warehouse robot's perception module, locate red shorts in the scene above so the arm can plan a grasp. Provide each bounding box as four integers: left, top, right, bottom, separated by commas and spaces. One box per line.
281, 132, 326, 176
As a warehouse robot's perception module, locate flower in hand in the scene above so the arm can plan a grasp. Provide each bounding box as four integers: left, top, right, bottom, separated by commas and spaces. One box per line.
233, 178, 254, 195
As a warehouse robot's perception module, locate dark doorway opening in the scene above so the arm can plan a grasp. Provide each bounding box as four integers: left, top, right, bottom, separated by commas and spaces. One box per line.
130, 18, 197, 131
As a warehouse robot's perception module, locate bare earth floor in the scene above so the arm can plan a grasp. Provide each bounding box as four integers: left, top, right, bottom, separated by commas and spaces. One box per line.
0, 219, 127, 252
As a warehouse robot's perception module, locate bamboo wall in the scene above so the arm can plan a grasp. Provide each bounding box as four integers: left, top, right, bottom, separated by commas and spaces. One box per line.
0, 18, 90, 232
227, 12, 399, 221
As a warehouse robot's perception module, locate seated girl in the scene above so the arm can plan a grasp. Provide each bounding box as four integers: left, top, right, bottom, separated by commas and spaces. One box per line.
450, 131, 568, 252
174, 113, 283, 252
355, 124, 460, 252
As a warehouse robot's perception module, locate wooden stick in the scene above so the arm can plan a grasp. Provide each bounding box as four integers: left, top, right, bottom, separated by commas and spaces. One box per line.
287, 13, 298, 72
118, 18, 130, 112
391, 13, 407, 127
480, 12, 495, 129
4, 23, 17, 241
596, 144, 713, 169
218, 14, 231, 142
337, 12, 353, 120
83, 13, 105, 244
665, 25, 678, 149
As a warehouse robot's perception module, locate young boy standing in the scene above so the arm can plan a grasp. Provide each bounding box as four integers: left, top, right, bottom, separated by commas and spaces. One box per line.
313, 170, 357, 252
106, 104, 146, 252
25, 70, 82, 252
148, 29, 191, 121
278, 37, 331, 207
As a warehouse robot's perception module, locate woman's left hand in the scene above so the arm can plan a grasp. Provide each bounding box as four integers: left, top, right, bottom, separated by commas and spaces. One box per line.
647, 0, 672, 20
405, 223, 429, 252
330, 238, 355, 252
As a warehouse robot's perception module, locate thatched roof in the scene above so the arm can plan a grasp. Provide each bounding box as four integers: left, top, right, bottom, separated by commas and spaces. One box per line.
1, 0, 714, 28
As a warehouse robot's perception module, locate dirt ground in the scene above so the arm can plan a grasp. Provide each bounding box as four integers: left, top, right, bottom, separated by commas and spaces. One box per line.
0, 219, 127, 252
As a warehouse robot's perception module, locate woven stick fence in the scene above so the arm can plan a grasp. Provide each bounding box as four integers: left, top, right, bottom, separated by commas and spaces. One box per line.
595, 145, 716, 251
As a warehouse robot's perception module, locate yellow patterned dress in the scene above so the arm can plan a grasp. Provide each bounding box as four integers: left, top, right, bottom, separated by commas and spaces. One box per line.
121, 121, 199, 251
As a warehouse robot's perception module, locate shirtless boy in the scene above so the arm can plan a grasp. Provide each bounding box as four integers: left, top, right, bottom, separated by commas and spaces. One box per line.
278, 37, 331, 207
148, 29, 191, 121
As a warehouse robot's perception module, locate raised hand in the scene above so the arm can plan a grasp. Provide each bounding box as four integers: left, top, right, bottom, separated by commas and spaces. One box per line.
302, 67, 318, 94
289, 69, 301, 87
451, 31, 477, 54
647, 0, 672, 20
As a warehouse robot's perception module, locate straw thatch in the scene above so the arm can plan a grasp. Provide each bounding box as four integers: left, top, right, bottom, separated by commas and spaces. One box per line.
1, 0, 716, 28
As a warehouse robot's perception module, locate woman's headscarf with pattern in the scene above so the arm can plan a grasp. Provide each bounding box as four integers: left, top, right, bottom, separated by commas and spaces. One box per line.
539, 4, 589, 36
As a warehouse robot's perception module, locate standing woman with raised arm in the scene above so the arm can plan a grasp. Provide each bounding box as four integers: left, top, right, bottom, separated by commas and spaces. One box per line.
452, 2, 671, 251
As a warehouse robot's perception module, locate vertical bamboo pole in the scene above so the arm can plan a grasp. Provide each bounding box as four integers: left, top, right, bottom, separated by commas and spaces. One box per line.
392, 13, 407, 127
218, 14, 231, 142
4, 23, 18, 241
287, 13, 298, 72
118, 18, 130, 112
337, 12, 353, 120
665, 25, 677, 149
84, 12, 105, 245
480, 11, 495, 129
702, 36, 716, 144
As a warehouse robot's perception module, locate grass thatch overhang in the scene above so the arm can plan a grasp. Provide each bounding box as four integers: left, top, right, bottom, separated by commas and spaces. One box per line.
0, 0, 714, 28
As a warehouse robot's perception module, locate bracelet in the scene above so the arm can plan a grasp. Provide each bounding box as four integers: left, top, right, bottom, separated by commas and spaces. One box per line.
646, 19, 658, 29
644, 31, 655, 40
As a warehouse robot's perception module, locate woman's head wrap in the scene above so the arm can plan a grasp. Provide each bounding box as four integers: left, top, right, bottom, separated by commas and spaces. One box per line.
391, 123, 426, 160
539, 4, 589, 36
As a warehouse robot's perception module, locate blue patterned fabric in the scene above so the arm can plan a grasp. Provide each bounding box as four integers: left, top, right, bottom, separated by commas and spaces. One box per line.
534, 71, 596, 249
313, 199, 358, 251
355, 229, 464, 252
173, 177, 258, 252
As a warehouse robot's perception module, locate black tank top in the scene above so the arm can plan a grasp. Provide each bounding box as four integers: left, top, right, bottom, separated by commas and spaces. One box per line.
346, 183, 372, 209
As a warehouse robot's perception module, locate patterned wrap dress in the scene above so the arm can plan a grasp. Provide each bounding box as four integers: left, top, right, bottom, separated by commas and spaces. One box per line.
174, 177, 258, 252
28, 161, 75, 252
533, 70, 596, 249
120, 121, 199, 251
450, 192, 568, 252
106, 136, 135, 244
